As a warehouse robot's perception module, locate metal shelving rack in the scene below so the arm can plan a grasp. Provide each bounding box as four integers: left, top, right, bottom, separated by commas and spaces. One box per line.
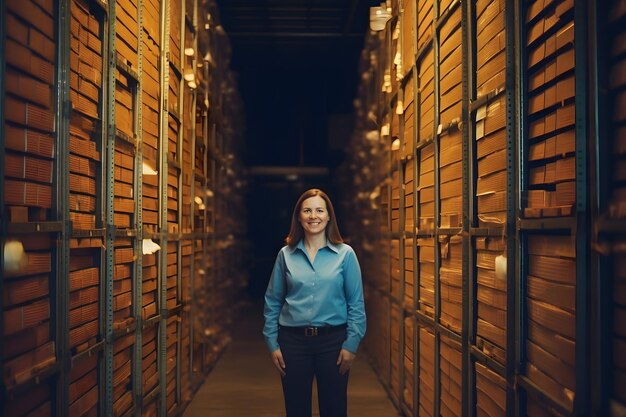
104, 0, 117, 415
133, 0, 145, 410
158, 0, 172, 415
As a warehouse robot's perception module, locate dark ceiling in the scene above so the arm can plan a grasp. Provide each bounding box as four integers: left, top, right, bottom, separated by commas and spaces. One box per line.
216, 0, 377, 169
215, 1, 378, 296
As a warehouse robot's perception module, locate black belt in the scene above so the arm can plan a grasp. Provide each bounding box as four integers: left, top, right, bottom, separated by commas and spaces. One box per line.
280, 324, 347, 337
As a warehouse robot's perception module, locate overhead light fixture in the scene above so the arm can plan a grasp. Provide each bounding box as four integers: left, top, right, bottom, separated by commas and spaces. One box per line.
370, 6, 390, 31
3, 240, 27, 272
391, 138, 401, 151
185, 47, 195, 56
381, 123, 390, 137
184, 68, 195, 81
188, 80, 197, 89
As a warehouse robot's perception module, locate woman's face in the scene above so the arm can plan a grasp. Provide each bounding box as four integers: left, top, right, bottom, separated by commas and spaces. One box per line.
299, 195, 330, 236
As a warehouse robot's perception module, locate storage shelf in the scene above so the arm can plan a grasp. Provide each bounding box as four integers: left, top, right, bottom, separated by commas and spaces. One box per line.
5, 221, 64, 234
517, 217, 576, 231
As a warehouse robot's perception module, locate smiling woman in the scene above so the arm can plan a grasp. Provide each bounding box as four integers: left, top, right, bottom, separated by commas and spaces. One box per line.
263, 188, 367, 417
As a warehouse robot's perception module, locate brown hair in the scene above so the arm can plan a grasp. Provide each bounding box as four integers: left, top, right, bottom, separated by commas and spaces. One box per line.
285, 188, 343, 246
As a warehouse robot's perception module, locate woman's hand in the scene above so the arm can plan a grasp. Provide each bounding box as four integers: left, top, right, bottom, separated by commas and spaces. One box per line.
336, 349, 356, 375
271, 348, 286, 377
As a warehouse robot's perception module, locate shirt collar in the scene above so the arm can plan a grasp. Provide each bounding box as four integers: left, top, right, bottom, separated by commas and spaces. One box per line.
289, 238, 340, 254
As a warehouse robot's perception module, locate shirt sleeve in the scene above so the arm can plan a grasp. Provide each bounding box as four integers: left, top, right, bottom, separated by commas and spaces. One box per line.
263, 249, 287, 352
342, 247, 367, 353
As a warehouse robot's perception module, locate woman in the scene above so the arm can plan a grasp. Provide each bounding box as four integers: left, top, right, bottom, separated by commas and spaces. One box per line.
263, 188, 366, 417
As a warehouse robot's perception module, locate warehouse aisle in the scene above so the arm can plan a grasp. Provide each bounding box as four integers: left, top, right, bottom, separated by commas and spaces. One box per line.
183, 303, 399, 417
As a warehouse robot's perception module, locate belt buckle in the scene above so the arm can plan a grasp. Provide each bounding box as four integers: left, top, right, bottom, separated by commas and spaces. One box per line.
304, 327, 318, 337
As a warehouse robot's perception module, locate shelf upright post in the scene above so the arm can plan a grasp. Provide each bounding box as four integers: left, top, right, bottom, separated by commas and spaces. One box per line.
433, 1, 441, 416
465, 1, 478, 416
105, 0, 119, 415
56, 0, 72, 414
504, 0, 517, 415
589, 1, 610, 415
460, 0, 470, 415
175, 0, 185, 408
574, 0, 590, 414
134, 0, 145, 413
158, 0, 171, 414
515, 0, 528, 414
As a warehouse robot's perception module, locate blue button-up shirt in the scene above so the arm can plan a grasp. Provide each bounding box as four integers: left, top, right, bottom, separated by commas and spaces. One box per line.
263, 240, 367, 354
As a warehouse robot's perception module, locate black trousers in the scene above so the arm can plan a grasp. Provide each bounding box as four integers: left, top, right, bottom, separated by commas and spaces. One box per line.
277, 327, 349, 417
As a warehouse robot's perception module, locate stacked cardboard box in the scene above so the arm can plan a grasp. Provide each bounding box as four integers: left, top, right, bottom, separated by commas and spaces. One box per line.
476, 0, 506, 98
438, 7, 462, 126
166, 316, 178, 413
418, 143, 435, 231
401, 0, 415, 76
68, 2, 102, 399
418, 237, 435, 317
475, 97, 507, 226
111, 332, 133, 416
3, 0, 56, 409
390, 305, 402, 403
475, 236, 507, 364
417, 0, 433, 52
391, 240, 401, 300
116, 0, 138, 68
392, 169, 400, 232
419, 50, 435, 145
141, 323, 159, 407
524, 0, 576, 218
404, 238, 415, 308
404, 165, 415, 235
113, 239, 135, 416
439, 235, 462, 333
169, 0, 181, 72
403, 317, 415, 414
475, 362, 506, 417
440, 336, 462, 417
391, 19, 400, 95
526, 235, 576, 412
69, 354, 99, 417
419, 327, 435, 417
439, 129, 463, 228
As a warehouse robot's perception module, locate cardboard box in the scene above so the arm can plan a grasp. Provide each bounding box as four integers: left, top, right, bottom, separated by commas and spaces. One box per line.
6, 69, 52, 108
5, 179, 52, 208
477, 50, 506, 93
527, 320, 576, 367
476, 128, 506, 159
7, 0, 54, 40
69, 267, 99, 292
528, 339, 575, 390
478, 149, 506, 177
478, 302, 506, 329
4, 299, 50, 335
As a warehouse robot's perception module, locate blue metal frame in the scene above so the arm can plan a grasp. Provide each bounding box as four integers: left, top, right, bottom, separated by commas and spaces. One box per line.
56, 0, 72, 414
590, 1, 611, 415
105, 0, 118, 415
504, 0, 517, 415
433, 1, 441, 416
158, 0, 172, 414
133, 0, 145, 412
574, 0, 590, 414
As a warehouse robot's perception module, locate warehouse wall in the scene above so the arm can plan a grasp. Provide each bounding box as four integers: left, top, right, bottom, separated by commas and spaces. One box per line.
1, 0, 247, 416
339, 0, 625, 416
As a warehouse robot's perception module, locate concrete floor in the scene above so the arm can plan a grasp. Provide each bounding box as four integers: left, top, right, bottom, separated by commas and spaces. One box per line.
183, 304, 400, 417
